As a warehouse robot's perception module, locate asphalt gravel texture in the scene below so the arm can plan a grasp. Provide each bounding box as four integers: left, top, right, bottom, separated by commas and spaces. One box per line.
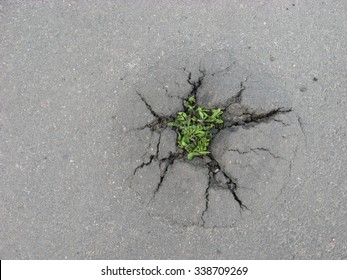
0, 0, 346, 259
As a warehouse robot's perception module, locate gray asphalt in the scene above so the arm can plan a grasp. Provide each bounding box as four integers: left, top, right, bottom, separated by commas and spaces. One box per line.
1, 0, 346, 259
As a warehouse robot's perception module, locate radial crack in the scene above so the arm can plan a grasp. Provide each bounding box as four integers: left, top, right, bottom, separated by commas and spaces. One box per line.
229, 185, 248, 210
251, 107, 292, 122
222, 76, 250, 110
132, 133, 161, 176
133, 155, 155, 176
200, 171, 213, 226
223, 107, 292, 129
206, 154, 249, 211
147, 152, 182, 205
136, 90, 161, 119
186, 70, 206, 101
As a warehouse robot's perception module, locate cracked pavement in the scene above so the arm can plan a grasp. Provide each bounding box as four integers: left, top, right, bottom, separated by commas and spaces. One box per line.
129, 51, 302, 229
1, 0, 346, 259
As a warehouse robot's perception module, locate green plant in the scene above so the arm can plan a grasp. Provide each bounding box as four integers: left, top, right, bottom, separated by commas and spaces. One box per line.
168, 96, 224, 160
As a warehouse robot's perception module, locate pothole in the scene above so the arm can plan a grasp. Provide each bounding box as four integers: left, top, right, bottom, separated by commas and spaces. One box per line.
125, 50, 305, 228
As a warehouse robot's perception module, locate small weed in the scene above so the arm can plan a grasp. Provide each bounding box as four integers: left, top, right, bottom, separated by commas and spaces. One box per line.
168, 97, 224, 160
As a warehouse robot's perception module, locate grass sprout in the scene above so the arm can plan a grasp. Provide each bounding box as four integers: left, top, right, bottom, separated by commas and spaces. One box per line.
168, 97, 223, 160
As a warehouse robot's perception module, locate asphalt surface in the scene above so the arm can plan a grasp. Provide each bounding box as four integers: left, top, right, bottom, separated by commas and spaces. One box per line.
0, 0, 346, 259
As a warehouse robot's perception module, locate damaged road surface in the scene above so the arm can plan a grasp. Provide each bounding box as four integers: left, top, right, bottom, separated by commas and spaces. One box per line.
2, 1, 346, 260
124, 50, 305, 228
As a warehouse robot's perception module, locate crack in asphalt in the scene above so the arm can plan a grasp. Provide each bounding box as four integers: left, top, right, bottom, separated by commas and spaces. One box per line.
131, 72, 210, 209
210, 62, 235, 77
248, 107, 293, 122
296, 113, 307, 146
223, 107, 293, 128
148, 152, 181, 205
186, 69, 206, 102
130, 67, 298, 228
221, 78, 249, 110
133, 133, 162, 176
273, 118, 291, 126
206, 153, 248, 211
136, 90, 161, 119
135, 91, 174, 131
200, 171, 212, 226
131, 130, 184, 203
228, 147, 286, 161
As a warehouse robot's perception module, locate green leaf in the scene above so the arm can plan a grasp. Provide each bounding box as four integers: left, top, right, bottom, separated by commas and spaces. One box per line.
198, 110, 204, 119
168, 97, 224, 160
197, 151, 210, 155
188, 151, 200, 160
188, 96, 195, 104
